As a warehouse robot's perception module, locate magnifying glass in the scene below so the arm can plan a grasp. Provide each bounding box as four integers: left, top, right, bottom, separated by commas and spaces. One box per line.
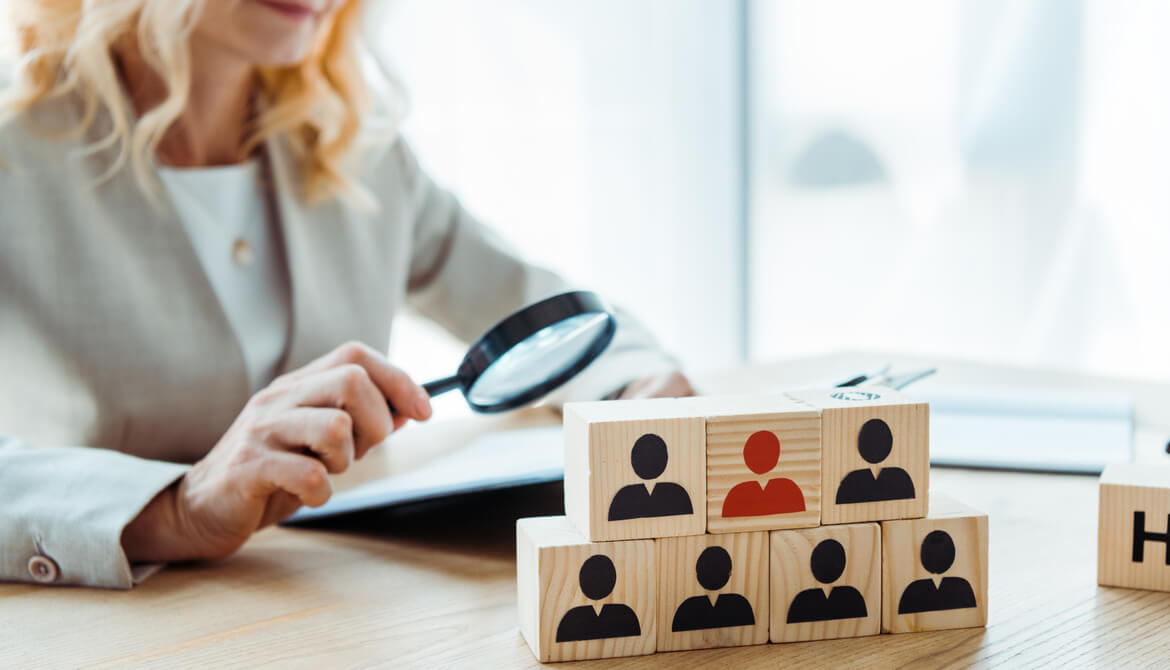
401, 290, 617, 413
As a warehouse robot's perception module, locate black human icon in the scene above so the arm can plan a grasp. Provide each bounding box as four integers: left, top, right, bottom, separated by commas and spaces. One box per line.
785, 539, 868, 623
671, 546, 755, 632
607, 433, 694, 521
555, 554, 642, 642
897, 530, 977, 614
835, 418, 916, 504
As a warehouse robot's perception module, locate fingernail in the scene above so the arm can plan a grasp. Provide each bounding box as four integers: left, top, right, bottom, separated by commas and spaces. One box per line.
415, 388, 432, 418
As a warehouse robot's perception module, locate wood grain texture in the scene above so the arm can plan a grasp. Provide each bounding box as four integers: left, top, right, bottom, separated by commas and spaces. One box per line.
681, 395, 821, 534
881, 493, 988, 634
517, 516, 656, 662
7, 355, 1170, 669
564, 399, 705, 542
788, 387, 929, 525
1, 466, 1150, 670
770, 523, 881, 643
656, 532, 770, 651
1098, 464, 1170, 592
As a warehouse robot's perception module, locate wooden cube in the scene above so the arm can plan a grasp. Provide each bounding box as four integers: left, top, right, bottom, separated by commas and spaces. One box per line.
656, 531, 770, 651
564, 398, 705, 541
769, 523, 881, 643
680, 394, 821, 534
788, 387, 929, 525
516, 516, 657, 662
880, 493, 988, 634
1098, 464, 1170, 592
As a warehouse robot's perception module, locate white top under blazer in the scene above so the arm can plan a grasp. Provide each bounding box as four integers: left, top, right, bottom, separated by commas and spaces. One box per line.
159, 160, 290, 392
0, 80, 676, 589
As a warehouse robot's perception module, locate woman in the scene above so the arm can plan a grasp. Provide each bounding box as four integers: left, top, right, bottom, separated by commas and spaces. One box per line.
0, 0, 691, 589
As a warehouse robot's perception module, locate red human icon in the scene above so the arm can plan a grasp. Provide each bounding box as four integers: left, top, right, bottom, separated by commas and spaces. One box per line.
721, 430, 806, 517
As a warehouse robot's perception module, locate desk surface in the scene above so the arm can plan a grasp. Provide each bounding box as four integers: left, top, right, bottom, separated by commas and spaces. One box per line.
5, 353, 1170, 669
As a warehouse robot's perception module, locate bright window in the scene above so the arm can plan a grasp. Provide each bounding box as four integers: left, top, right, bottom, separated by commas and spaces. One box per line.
375, 0, 745, 397
749, 0, 1170, 381
377, 0, 1170, 387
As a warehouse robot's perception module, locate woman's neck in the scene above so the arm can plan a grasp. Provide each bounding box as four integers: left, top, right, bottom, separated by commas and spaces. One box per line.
116, 37, 257, 167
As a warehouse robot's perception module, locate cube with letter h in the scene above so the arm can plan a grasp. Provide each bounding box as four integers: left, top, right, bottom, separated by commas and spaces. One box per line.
563, 398, 706, 541
788, 387, 929, 525
1098, 464, 1170, 592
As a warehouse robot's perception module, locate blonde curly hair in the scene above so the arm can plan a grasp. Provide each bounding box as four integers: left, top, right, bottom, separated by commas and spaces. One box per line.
0, 0, 397, 208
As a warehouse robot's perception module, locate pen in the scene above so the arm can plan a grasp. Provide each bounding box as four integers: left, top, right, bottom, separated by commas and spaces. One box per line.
835, 364, 890, 388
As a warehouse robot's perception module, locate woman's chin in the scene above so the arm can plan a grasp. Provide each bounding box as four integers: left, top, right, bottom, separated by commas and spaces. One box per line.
223, 40, 316, 69
256, 47, 314, 68
195, 24, 318, 69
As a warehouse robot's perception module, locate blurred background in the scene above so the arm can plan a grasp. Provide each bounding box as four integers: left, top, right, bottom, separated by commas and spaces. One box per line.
375, 0, 1170, 395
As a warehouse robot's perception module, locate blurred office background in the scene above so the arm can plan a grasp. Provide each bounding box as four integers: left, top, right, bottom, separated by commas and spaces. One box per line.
375, 0, 1170, 392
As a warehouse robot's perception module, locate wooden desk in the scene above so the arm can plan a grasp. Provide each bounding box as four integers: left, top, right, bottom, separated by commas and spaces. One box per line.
5, 354, 1170, 669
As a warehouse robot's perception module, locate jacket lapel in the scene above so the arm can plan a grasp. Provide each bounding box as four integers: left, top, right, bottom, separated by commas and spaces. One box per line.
264, 136, 402, 374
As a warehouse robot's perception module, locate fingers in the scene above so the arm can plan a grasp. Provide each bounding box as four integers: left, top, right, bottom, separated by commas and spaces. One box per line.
258, 491, 304, 528
273, 341, 432, 423
264, 407, 356, 473
330, 342, 432, 421
256, 450, 334, 508
663, 372, 697, 397
289, 366, 393, 458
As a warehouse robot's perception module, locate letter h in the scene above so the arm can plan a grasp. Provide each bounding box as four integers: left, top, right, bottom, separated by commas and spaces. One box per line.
1132, 511, 1170, 564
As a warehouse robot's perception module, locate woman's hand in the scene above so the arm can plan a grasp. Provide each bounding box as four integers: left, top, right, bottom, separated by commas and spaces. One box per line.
122, 342, 431, 563
617, 370, 696, 399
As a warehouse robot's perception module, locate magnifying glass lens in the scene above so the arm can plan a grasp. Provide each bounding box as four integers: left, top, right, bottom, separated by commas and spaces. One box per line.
466, 312, 611, 407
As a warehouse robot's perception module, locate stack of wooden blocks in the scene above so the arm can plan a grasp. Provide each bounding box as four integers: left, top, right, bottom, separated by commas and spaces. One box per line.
517, 387, 989, 663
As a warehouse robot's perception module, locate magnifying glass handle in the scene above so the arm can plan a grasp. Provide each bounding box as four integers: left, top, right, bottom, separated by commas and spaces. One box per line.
422, 375, 462, 397
386, 374, 462, 414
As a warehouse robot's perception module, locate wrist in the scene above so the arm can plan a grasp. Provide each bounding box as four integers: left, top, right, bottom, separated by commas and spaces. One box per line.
603, 382, 631, 401
121, 478, 188, 563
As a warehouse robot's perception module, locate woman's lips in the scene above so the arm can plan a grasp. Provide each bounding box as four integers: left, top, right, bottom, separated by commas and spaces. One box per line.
257, 0, 317, 21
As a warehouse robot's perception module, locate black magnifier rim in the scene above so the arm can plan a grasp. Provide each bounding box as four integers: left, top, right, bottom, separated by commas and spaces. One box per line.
455, 290, 617, 413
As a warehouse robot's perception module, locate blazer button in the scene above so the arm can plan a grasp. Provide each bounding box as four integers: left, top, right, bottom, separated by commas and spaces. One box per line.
27, 554, 60, 584
232, 237, 255, 267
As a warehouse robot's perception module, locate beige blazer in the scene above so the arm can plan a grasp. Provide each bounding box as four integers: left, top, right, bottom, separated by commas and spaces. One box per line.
0, 89, 673, 588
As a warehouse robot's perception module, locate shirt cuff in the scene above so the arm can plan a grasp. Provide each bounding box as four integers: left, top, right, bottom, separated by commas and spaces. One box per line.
2, 441, 190, 589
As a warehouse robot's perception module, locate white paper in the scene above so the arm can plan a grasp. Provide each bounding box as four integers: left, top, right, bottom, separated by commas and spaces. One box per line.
922, 386, 1133, 473
289, 385, 1134, 522
288, 425, 564, 522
